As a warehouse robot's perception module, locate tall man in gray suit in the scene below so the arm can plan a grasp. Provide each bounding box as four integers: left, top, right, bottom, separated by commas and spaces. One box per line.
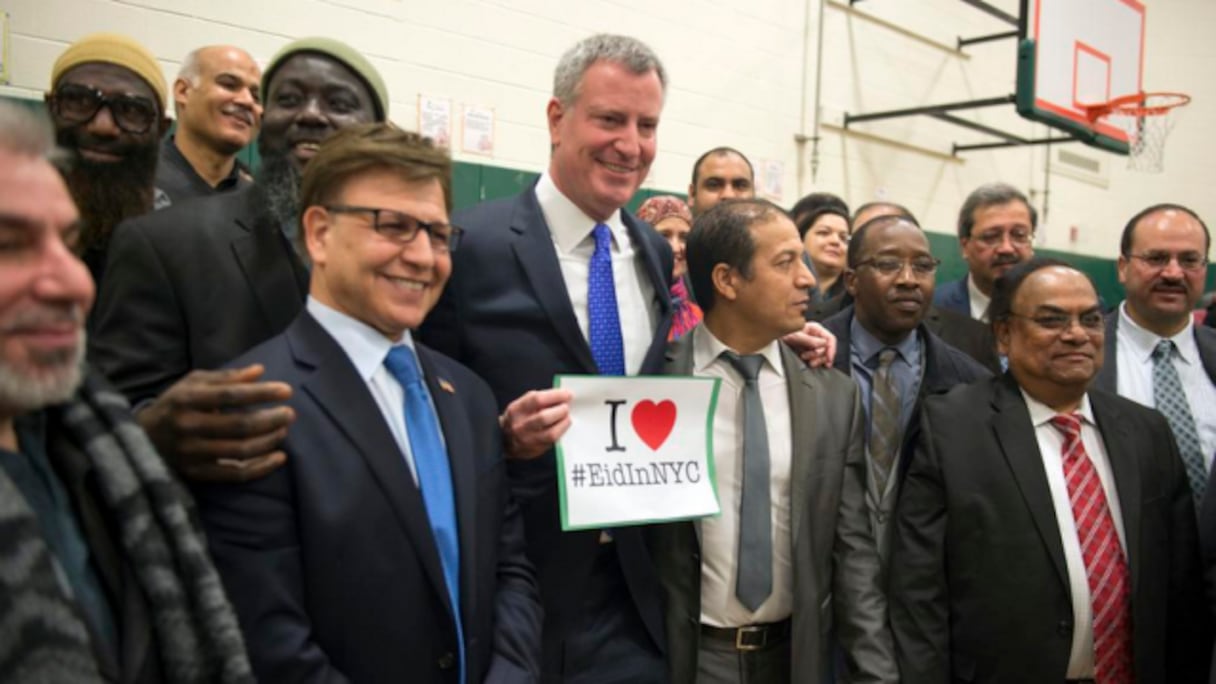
650, 199, 895, 684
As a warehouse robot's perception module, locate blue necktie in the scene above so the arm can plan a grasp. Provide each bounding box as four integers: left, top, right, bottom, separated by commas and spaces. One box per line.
383, 345, 465, 683
589, 223, 625, 375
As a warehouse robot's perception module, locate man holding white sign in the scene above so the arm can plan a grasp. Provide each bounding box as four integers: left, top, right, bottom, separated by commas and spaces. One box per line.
650, 199, 896, 684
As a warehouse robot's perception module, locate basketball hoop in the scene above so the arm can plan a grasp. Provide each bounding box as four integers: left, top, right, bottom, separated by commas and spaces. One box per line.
1084, 92, 1191, 173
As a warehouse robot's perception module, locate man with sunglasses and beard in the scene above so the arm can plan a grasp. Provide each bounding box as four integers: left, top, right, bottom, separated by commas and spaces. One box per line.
89, 37, 388, 484
44, 33, 172, 285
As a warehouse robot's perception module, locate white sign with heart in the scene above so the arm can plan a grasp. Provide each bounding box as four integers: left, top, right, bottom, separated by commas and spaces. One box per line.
554, 374, 722, 530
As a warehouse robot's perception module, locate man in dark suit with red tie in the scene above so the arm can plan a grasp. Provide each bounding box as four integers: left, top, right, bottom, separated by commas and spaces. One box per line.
193, 124, 542, 683
890, 257, 1210, 683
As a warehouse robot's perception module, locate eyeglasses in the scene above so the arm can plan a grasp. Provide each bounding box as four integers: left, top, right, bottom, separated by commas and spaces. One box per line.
1126, 251, 1208, 272
853, 256, 941, 276
971, 228, 1033, 248
325, 205, 463, 252
48, 83, 159, 134
1006, 310, 1104, 332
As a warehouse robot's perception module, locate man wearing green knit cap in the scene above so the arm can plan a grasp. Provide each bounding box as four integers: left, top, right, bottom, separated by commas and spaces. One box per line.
45, 32, 172, 285
90, 37, 387, 485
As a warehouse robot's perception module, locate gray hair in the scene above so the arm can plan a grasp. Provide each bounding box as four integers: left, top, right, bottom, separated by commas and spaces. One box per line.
957, 181, 1037, 239
177, 47, 204, 86
552, 34, 667, 105
0, 101, 66, 165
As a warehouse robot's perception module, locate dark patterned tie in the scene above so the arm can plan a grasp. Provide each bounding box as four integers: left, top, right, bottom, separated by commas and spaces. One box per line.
1151, 339, 1207, 504
869, 348, 901, 495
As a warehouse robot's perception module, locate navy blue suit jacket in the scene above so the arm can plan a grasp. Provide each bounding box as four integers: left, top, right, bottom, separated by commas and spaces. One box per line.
194, 312, 542, 683
418, 183, 673, 679
932, 275, 971, 317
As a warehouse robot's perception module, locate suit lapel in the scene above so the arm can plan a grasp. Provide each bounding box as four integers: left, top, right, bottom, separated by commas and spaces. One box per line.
781, 345, 815, 545
626, 213, 674, 372
1094, 313, 1119, 393
991, 376, 1070, 588
416, 346, 478, 624
1090, 390, 1143, 592
289, 314, 452, 609
508, 190, 598, 373
664, 333, 701, 547
231, 197, 309, 336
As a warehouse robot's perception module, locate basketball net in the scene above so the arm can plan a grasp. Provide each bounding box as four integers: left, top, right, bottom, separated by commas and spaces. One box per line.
1086, 92, 1191, 173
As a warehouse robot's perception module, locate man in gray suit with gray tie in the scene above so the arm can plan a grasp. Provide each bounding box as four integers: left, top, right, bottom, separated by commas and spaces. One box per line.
649, 199, 895, 684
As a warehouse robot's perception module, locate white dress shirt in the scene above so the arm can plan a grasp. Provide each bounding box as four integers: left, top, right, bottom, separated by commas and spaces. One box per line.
535, 172, 659, 374
692, 325, 794, 627
1022, 390, 1128, 680
967, 273, 992, 322
308, 296, 443, 484
1115, 302, 1216, 470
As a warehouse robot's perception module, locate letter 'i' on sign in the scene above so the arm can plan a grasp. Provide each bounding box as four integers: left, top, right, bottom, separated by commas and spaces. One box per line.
556, 375, 722, 530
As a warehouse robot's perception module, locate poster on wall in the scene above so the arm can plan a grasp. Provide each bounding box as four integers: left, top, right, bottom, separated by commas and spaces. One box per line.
417, 95, 452, 149
761, 159, 784, 201
461, 104, 495, 156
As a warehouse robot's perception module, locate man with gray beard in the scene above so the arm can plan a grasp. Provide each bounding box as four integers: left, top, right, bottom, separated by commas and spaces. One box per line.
89, 37, 388, 483
0, 101, 253, 683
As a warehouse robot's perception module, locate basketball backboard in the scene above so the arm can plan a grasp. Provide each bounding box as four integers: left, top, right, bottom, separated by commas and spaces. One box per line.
1016, 0, 1145, 154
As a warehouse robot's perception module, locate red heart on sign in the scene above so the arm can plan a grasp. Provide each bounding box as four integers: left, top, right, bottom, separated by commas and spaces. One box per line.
631, 400, 677, 451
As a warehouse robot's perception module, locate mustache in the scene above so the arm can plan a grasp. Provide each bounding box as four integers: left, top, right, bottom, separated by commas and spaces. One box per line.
0, 305, 85, 332
221, 103, 256, 126
991, 253, 1022, 266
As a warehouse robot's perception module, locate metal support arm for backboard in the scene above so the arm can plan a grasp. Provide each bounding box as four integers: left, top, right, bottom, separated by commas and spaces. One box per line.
843, 94, 1081, 156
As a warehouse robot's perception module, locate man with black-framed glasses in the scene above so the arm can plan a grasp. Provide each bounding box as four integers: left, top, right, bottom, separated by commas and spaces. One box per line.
820, 215, 990, 565
192, 122, 542, 683
934, 182, 1038, 322
45, 33, 172, 284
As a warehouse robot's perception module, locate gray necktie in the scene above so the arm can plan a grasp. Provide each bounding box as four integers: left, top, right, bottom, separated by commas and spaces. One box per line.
721, 351, 771, 612
1152, 339, 1208, 504
869, 348, 902, 495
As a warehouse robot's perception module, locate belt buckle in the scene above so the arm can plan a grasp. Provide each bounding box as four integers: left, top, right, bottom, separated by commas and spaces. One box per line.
734, 625, 766, 651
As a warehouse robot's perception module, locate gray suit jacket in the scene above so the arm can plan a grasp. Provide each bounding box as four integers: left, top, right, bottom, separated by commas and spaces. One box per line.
648, 327, 896, 684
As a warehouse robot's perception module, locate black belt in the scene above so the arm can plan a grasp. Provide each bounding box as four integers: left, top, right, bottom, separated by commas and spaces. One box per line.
700, 618, 791, 651
1066, 680, 1096, 684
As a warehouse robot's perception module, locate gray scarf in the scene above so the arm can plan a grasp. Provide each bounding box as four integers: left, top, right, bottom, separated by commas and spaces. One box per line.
0, 370, 253, 683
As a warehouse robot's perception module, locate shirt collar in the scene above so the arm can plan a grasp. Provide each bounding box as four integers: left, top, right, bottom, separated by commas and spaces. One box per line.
1118, 300, 1199, 365
849, 314, 919, 366
535, 171, 628, 254
164, 135, 244, 189
1020, 387, 1097, 428
691, 323, 785, 379
967, 273, 992, 320
306, 296, 415, 381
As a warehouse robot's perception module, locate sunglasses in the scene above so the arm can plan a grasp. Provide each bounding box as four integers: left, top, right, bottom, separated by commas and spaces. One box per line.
49, 83, 159, 134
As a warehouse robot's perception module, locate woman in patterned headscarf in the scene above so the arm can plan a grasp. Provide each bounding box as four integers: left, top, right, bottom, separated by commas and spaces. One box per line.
637, 195, 702, 340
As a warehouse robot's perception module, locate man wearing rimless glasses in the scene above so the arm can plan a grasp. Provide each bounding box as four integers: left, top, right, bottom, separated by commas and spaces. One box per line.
934, 182, 1038, 323
44, 33, 171, 285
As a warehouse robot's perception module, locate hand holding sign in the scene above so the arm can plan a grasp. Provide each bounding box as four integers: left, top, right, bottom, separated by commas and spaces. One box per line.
500, 388, 573, 461
556, 375, 721, 530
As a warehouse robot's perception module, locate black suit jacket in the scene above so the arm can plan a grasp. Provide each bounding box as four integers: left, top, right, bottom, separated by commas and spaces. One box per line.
89, 186, 309, 404
418, 183, 673, 679
890, 374, 1210, 683
822, 306, 991, 561
1093, 311, 1216, 676
194, 312, 542, 683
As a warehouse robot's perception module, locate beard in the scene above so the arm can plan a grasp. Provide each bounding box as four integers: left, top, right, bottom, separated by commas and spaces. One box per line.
56, 127, 159, 254
0, 307, 87, 415
255, 150, 303, 243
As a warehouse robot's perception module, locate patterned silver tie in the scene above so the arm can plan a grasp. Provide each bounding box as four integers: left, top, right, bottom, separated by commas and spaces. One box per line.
1152, 339, 1207, 504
